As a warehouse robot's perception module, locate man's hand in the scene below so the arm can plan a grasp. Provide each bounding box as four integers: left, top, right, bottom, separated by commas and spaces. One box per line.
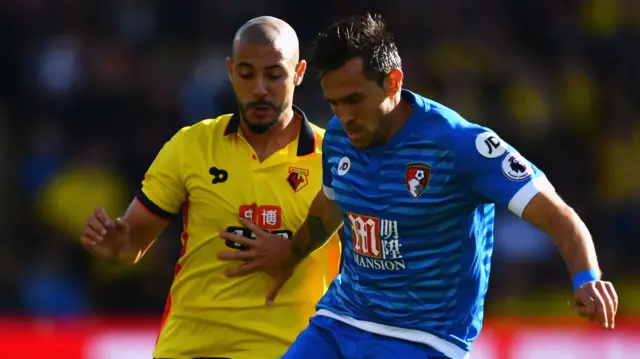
575, 280, 618, 330
218, 217, 298, 305
80, 208, 130, 261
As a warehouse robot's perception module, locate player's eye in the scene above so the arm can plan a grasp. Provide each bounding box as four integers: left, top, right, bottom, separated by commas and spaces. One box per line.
342, 96, 363, 105
238, 72, 253, 79
266, 72, 284, 80
328, 94, 364, 106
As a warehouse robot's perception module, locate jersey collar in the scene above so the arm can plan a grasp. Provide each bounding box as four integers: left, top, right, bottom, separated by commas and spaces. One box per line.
223, 105, 316, 157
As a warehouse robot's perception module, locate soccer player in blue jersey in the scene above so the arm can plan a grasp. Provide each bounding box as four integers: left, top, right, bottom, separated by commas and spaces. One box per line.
218, 13, 619, 359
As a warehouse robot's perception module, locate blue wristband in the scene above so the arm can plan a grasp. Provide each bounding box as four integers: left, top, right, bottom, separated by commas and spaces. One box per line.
572, 270, 600, 292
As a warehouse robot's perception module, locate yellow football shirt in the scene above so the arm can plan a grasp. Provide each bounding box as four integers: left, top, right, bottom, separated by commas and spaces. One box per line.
137, 107, 341, 359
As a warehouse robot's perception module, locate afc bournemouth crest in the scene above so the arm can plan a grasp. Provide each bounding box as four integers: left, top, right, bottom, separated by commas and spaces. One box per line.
405, 163, 431, 199
287, 167, 310, 192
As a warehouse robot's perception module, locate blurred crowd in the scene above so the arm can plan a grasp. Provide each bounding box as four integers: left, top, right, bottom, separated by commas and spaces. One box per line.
0, 0, 639, 318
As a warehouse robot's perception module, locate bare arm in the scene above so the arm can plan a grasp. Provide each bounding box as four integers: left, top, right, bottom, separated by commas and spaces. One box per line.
290, 189, 343, 262
83, 199, 171, 265
522, 189, 600, 277
119, 199, 171, 264
523, 189, 620, 330
83, 127, 188, 265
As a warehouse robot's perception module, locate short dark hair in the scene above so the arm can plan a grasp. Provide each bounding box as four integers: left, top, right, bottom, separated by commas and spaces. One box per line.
309, 13, 402, 85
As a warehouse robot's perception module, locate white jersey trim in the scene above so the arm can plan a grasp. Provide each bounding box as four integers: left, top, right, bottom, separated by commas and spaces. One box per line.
323, 184, 336, 200
315, 309, 470, 359
507, 175, 554, 217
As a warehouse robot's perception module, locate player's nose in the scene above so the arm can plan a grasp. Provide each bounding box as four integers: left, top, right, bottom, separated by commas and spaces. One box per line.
251, 78, 268, 97
331, 105, 354, 123
338, 115, 357, 126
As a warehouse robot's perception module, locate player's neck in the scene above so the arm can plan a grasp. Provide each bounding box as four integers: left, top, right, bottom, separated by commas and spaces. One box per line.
380, 93, 412, 144
241, 107, 300, 162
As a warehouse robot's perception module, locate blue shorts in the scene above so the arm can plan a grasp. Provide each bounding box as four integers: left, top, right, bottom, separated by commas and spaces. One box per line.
281, 315, 450, 359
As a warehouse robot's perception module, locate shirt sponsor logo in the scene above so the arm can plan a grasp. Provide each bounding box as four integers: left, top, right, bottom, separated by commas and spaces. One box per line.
337, 157, 351, 176
347, 212, 405, 271
209, 166, 229, 184
475, 132, 507, 159
239, 204, 282, 230
225, 204, 290, 251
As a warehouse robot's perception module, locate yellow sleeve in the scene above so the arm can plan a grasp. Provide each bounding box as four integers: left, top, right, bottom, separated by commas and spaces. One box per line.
137, 128, 188, 219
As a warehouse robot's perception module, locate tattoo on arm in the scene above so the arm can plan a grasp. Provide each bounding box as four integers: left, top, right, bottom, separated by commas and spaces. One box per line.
291, 215, 331, 260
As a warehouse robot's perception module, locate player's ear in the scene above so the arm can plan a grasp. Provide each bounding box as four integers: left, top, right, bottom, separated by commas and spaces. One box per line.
384, 69, 403, 97
294, 60, 307, 86
226, 57, 233, 82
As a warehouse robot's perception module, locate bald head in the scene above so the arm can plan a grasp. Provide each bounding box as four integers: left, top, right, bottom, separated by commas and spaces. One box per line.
232, 16, 299, 62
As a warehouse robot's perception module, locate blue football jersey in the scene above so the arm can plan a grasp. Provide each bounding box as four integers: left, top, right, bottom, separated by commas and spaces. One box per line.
317, 90, 554, 359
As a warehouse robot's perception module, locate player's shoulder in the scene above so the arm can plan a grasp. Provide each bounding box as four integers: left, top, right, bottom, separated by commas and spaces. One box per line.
184, 113, 234, 136
409, 91, 495, 145
411, 92, 475, 132
414, 94, 512, 161
170, 113, 234, 144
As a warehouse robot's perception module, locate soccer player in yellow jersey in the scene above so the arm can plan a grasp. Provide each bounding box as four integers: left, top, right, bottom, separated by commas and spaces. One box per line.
79, 16, 341, 359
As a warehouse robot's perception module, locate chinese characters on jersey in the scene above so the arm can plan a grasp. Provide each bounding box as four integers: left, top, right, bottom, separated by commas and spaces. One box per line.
347, 213, 405, 271
226, 204, 292, 251
239, 204, 282, 229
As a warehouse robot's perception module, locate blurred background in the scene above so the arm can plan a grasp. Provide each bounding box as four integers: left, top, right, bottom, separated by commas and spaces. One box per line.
1, 0, 639, 358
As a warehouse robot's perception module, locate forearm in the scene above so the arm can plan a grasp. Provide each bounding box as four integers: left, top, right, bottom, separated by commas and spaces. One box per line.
88, 234, 154, 266
100, 201, 167, 265
116, 237, 157, 265
546, 205, 600, 277
290, 191, 343, 261
113, 217, 163, 265
290, 216, 334, 259
523, 191, 600, 277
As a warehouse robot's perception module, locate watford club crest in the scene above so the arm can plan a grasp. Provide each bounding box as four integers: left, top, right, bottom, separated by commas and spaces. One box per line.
287, 167, 310, 192
405, 163, 431, 199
